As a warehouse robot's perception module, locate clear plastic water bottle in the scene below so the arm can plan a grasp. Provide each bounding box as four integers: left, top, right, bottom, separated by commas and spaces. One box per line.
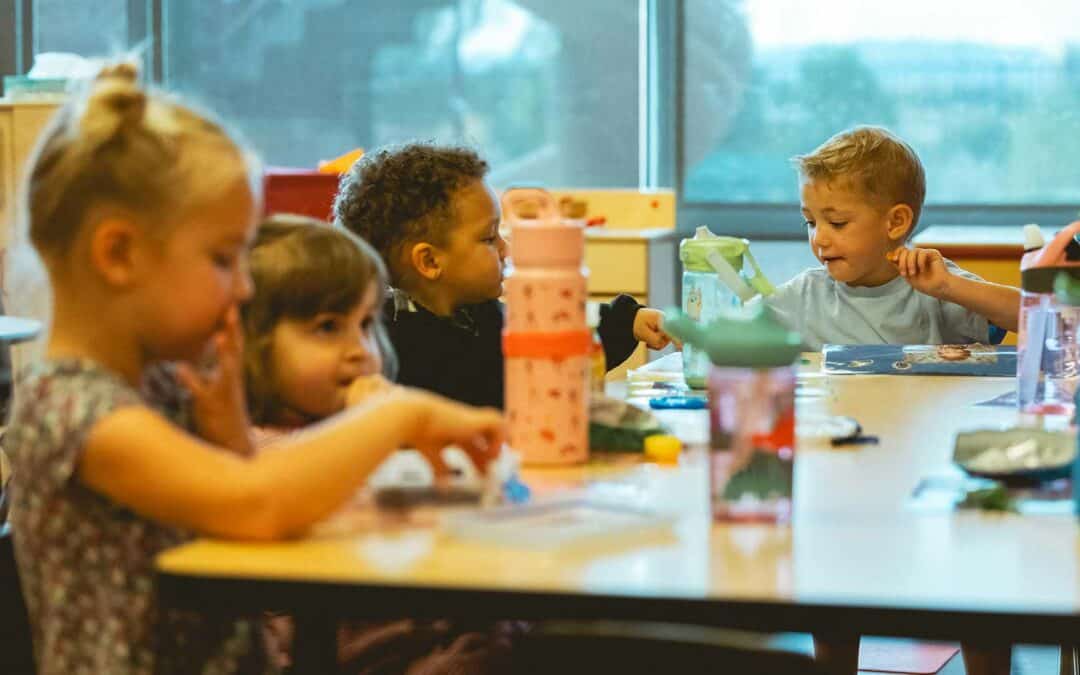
1017, 221, 1080, 415
662, 306, 802, 523
679, 227, 773, 389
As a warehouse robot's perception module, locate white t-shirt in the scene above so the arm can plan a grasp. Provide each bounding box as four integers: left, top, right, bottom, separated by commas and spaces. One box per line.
763, 260, 994, 351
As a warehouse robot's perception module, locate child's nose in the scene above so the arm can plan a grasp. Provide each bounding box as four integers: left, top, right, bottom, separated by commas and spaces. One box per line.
346, 338, 383, 376
346, 334, 374, 363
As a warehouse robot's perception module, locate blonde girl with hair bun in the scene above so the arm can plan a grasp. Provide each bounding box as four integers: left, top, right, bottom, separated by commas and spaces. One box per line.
4, 62, 504, 675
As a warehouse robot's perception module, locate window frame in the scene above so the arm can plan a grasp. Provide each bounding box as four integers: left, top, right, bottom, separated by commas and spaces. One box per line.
1, 0, 160, 92
0, 0, 33, 97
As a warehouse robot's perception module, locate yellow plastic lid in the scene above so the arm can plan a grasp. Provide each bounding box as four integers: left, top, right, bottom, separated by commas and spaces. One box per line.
644, 435, 682, 464
318, 147, 365, 174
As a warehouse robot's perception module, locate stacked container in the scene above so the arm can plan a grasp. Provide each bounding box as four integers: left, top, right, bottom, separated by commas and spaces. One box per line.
502, 188, 590, 465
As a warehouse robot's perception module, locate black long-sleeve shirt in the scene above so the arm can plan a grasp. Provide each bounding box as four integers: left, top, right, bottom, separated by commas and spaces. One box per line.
385, 291, 642, 409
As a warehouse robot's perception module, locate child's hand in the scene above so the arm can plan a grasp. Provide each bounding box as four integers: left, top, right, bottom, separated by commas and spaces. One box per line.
345, 374, 396, 407
399, 389, 505, 475
262, 614, 293, 669
889, 247, 952, 299
634, 307, 679, 350
176, 306, 254, 456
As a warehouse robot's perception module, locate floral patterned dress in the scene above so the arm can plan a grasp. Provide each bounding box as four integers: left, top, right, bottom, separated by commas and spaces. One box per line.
6, 359, 273, 675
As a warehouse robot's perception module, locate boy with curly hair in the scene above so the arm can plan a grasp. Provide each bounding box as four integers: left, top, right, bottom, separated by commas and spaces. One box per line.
334, 143, 671, 408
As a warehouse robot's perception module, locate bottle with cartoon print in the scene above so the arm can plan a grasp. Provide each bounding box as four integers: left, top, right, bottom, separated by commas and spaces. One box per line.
663, 306, 802, 524
679, 226, 774, 389
502, 188, 590, 465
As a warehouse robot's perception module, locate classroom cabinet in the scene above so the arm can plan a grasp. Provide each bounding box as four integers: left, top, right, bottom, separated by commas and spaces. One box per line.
584, 228, 678, 378
0, 100, 61, 425
0, 101, 60, 251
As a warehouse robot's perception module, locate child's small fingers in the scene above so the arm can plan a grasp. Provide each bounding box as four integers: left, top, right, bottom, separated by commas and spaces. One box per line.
175, 362, 203, 394
216, 348, 240, 384
893, 250, 907, 276
916, 249, 930, 274
457, 437, 497, 474
417, 441, 489, 477
424, 451, 453, 477
205, 334, 229, 378
226, 307, 244, 351
221, 328, 243, 364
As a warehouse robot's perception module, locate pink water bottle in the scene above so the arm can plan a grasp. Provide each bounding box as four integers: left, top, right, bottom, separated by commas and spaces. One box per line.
502, 188, 590, 465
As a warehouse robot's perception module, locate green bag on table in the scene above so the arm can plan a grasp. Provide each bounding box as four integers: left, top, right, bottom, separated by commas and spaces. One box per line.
589, 394, 669, 452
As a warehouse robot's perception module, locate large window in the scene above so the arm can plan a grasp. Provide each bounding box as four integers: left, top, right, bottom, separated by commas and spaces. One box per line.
162, 0, 639, 189
8, 0, 1080, 234
33, 0, 127, 58
684, 0, 1080, 209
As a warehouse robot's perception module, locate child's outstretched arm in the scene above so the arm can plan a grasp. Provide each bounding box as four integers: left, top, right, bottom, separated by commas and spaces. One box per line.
633, 307, 678, 350
890, 247, 1020, 333
78, 388, 504, 540
597, 295, 675, 371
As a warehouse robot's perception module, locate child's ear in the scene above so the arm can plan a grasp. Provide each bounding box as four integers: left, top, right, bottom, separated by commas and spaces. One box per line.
408, 242, 443, 281
89, 217, 142, 287
885, 204, 914, 243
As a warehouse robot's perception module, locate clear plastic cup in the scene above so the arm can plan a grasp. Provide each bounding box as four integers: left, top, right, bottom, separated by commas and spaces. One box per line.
707, 365, 795, 523
1017, 290, 1080, 416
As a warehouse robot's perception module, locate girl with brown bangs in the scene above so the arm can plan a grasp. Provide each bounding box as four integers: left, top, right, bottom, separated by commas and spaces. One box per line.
242, 214, 399, 438
242, 214, 516, 674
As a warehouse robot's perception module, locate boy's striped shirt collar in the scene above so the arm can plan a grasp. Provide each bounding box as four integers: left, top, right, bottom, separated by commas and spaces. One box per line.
387, 287, 481, 336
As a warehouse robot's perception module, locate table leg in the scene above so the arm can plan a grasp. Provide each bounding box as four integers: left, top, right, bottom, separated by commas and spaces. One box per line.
961, 643, 1012, 675
290, 613, 336, 675
1061, 645, 1078, 675
813, 634, 860, 675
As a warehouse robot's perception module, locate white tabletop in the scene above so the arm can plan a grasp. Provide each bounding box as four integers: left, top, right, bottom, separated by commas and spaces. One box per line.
157, 367, 1080, 643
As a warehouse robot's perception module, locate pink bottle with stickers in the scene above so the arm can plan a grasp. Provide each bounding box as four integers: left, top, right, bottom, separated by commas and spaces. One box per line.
502, 188, 590, 465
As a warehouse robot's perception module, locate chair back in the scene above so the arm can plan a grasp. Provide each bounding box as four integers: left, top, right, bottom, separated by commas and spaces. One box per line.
0, 519, 35, 673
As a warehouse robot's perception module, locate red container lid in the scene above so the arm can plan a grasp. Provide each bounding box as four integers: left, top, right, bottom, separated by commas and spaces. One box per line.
262, 167, 341, 222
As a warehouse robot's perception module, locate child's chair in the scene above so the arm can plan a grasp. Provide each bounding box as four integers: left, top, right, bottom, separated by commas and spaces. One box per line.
0, 514, 35, 673
515, 621, 825, 674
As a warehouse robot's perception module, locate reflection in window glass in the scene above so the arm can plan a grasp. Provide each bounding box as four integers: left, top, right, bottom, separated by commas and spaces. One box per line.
685, 0, 1080, 205
164, 0, 639, 188
33, 0, 127, 60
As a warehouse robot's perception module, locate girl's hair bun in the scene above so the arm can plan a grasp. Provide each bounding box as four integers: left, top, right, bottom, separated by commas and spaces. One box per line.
80, 61, 146, 146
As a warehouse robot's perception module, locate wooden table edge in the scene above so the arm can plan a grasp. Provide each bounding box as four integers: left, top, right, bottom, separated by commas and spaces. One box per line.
154, 567, 1080, 645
